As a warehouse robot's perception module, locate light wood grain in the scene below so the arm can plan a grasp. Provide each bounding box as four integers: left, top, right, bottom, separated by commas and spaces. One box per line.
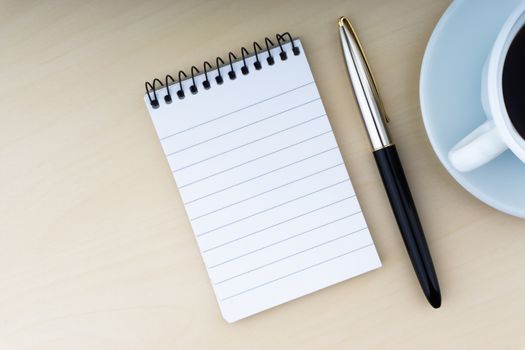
1, 0, 525, 348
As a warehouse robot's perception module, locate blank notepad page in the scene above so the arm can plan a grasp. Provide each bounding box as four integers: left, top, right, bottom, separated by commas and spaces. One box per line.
145, 39, 381, 322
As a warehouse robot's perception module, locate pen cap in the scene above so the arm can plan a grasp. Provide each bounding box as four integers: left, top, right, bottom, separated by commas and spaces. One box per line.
338, 17, 391, 150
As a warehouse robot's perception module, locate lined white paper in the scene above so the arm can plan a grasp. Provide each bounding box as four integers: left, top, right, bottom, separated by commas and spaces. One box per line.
145, 39, 381, 322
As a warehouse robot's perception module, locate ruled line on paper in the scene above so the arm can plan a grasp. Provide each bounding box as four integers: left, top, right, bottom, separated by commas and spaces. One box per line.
170, 114, 327, 172
189, 163, 344, 221
206, 212, 362, 269
201, 195, 357, 253
174, 130, 332, 179
214, 227, 369, 285
196, 179, 350, 237
164, 97, 321, 156
159, 81, 316, 141
219, 243, 375, 301
181, 146, 338, 194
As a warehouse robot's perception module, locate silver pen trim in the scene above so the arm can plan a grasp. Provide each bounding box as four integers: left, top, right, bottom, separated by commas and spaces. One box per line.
338, 16, 392, 151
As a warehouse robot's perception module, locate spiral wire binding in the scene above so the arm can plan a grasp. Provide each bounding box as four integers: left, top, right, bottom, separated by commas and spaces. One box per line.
227, 52, 237, 80
145, 32, 300, 108
264, 37, 275, 66
253, 41, 263, 70
190, 66, 200, 94
215, 56, 225, 85
202, 61, 213, 89
164, 75, 175, 103
240, 47, 250, 75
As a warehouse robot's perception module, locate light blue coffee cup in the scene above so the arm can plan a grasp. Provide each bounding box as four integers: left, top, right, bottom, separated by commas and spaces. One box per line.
449, 0, 525, 172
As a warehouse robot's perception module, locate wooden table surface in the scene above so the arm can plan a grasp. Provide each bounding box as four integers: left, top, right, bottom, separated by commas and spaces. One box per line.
2, 0, 525, 348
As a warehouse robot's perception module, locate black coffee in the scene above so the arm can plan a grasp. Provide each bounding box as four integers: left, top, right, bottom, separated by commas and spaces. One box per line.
503, 25, 525, 139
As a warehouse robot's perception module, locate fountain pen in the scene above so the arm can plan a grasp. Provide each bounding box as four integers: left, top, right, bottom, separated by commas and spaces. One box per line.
338, 16, 441, 308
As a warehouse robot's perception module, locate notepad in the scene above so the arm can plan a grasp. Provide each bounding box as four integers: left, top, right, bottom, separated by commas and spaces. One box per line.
144, 36, 381, 322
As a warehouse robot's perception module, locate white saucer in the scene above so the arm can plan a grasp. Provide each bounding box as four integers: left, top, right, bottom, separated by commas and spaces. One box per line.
420, 0, 525, 218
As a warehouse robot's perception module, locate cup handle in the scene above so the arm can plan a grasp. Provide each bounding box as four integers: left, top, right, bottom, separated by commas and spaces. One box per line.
448, 120, 507, 172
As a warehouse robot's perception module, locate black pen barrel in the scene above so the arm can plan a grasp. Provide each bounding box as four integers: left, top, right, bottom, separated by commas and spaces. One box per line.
373, 145, 441, 308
